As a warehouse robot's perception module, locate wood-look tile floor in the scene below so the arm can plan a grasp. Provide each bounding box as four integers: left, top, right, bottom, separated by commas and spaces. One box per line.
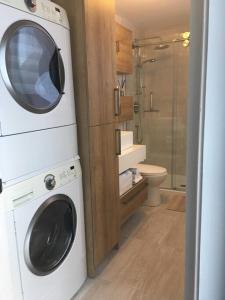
73, 202, 185, 300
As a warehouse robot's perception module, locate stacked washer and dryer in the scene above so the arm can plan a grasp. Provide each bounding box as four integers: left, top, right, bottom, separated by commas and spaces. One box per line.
0, 1, 86, 300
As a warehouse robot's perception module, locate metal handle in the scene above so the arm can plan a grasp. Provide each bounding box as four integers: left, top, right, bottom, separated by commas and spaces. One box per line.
116, 41, 120, 53
150, 92, 153, 110
13, 191, 34, 207
57, 48, 65, 95
144, 91, 160, 113
115, 129, 121, 155
114, 87, 121, 116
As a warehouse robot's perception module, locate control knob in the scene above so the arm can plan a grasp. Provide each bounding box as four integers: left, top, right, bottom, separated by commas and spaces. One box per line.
44, 174, 56, 191
25, 0, 37, 12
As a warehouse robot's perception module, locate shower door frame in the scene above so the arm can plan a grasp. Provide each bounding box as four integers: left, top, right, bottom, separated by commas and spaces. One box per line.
135, 39, 188, 191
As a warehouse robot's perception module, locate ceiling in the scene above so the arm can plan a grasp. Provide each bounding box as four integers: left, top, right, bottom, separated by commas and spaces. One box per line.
115, 0, 190, 33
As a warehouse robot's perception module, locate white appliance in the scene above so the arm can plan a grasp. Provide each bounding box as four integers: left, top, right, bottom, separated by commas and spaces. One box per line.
0, 0, 76, 136
0, 0, 80, 184
0, 158, 87, 300
0, 124, 78, 184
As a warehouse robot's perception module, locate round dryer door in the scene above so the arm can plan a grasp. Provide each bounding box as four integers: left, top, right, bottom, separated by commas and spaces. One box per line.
25, 195, 77, 276
0, 20, 65, 114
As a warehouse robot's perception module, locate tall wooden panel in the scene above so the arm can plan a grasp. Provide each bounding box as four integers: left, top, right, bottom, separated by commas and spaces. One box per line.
90, 124, 119, 265
85, 0, 116, 126
55, 0, 120, 277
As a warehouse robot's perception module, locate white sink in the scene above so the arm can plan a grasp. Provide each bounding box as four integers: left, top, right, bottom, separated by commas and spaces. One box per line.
119, 145, 146, 174
121, 131, 133, 152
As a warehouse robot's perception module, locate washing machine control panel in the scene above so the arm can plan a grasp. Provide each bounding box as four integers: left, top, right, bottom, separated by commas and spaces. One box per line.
41, 161, 81, 191
43, 162, 81, 191
0, 159, 82, 211
59, 166, 76, 181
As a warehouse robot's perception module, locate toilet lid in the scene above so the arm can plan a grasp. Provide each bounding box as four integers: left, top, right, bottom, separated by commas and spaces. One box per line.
136, 164, 167, 176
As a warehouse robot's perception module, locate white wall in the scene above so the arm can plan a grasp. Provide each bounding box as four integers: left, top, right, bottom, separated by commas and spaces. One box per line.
115, 14, 140, 37
186, 0, 225, 299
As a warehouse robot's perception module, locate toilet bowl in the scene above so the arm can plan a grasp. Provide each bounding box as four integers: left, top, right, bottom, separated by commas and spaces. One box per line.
136, 164, 168, 206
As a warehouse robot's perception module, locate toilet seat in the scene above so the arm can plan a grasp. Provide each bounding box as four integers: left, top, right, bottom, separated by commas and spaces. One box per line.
136, 164, 167, 176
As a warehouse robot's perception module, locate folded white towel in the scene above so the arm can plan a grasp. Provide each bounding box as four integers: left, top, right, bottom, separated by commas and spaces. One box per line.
133, 174, 143, 184
119, 170, 133, 196
129, 168, 143, 184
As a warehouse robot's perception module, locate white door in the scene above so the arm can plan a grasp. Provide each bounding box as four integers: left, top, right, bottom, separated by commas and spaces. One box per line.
1, 20, 65, 114
23, 194, 77, 276
0, 4, 76, 135
186, 0, 225, 299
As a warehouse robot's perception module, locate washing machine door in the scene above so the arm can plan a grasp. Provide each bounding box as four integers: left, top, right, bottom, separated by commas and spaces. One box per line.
0, 20, 65, 114
24, 194, 77, 276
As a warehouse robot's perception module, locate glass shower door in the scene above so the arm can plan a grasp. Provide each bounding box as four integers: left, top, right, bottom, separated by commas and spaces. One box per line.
139, 45, 174, 189
172, 42, 189, 189
134, 40, 188, 190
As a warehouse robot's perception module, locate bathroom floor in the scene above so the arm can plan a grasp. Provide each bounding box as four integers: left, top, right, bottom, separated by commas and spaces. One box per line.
73, 195, 185, 300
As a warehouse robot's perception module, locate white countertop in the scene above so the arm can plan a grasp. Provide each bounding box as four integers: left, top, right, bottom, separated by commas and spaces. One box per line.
119, 145, 146, 174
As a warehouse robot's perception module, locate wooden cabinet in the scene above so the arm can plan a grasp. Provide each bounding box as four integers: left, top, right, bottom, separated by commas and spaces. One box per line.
116, 96, 134, 122
90, 124, 119, 264
115, 23, 133, 74
55, 0, 120, 277
85, 0, 116, 126
58, 0, 116, 127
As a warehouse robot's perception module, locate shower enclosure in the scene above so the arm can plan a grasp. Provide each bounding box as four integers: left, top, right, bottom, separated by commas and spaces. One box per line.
129, 33, 189, 190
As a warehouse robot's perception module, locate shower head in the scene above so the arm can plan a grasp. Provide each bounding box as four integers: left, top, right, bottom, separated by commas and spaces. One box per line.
154, 44, 170, 50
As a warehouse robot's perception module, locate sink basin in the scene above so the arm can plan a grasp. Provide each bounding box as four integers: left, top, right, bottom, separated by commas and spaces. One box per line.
121, 131, 133, 152
119, 145, 146, 174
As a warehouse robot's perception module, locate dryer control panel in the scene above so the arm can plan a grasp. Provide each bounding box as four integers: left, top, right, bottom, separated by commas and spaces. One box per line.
0, 0, 69, 29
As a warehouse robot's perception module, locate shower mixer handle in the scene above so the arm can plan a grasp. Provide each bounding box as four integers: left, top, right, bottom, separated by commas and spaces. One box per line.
150, 92, 153, 110
144, 92, 160, 112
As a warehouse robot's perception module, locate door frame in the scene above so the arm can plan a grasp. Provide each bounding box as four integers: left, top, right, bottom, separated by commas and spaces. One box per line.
185, 0, 209, 298
186, 0, 225, 299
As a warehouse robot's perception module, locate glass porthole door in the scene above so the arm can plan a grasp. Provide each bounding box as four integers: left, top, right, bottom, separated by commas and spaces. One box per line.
0, 20, 65, 114
25, 195, 77, 276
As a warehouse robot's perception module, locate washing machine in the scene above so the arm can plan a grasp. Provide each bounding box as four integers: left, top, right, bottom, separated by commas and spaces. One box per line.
0, 158, 87, 300
0, 0, 76, 136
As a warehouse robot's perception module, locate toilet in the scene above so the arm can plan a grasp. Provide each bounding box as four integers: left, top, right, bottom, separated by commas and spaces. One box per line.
136, 164, 167, 206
